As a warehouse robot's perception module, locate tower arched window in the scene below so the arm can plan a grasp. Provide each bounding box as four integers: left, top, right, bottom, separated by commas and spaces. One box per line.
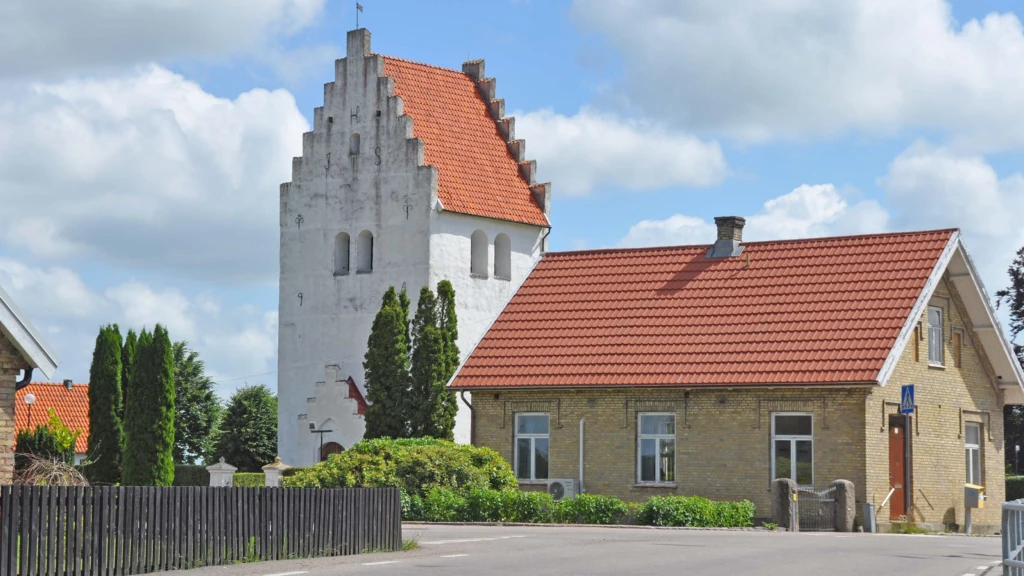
334, 232, 350, 275
357, 230, 374, 272
349, 133, 360, 156
471, 230, 488, 276
494, 233, 511, 279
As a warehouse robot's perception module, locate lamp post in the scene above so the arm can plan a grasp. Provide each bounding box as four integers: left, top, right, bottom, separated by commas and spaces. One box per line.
24, 393, 36, 428
1016, 445, 1020, 475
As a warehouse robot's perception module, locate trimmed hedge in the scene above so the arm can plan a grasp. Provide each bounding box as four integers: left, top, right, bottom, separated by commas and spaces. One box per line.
552, 493, 630, 525
172, 465, 209, 487
282, 438, 517, 497
1009, 476, 1024, 501
233, 473, 266, 488
635, 496, 755, 528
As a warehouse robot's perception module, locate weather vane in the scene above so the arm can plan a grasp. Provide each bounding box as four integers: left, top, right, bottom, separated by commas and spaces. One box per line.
356, 2, 363, 28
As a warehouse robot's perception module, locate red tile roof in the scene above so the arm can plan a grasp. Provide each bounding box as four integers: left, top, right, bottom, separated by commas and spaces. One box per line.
15, 382, 90, 453
452, 229, 957, 388
382, 57, 549, 227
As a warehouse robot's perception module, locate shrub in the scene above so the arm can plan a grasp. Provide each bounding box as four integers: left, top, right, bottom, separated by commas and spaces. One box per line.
172, 465, 210, 486
282, 437, 516, 497
1009, 476, 1024, 501
233, 473, 266, 488
635, 496, 755, 528
282, 466, 314, 478
464, 489, 553, 523
422, 488, 467, 522
401, 490, 426, 521
552, 493, 629, 525
16, 409, 80, 469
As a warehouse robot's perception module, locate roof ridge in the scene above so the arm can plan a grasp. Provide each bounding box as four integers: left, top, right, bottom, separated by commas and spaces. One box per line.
378, 54, 463, 74
546, 228, 959, 258
26, 381, 88, 386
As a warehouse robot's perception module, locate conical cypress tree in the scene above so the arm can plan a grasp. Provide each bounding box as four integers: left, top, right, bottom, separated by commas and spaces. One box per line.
434, 280, 460, 437
122, 326, 176, 486
408, 287, 443, 437
120, 329, 136, 423
363, 287, 411, 439
399, 286, 412, 353
86, 324, 123, 484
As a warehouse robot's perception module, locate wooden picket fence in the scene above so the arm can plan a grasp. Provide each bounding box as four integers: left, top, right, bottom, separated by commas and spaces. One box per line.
0, 485, 402, 576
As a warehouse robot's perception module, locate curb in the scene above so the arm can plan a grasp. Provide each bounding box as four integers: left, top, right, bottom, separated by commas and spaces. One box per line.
402, 521, 775, 531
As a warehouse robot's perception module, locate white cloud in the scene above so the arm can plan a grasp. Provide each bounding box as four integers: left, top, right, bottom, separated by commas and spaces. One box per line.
0, 65, 307, 284
574, 0, 1024, 147
0, 0, 325, 79
105, 281, 197, 342
515, 107, 727, 196
617, 184, 887, 247
0, 258, 105, 319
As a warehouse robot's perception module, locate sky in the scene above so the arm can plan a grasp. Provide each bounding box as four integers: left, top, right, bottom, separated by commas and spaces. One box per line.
2, 0, 1024, 400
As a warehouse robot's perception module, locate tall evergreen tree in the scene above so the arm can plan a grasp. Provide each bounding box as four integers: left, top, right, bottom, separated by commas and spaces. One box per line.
433, 280, 460, 436
399, 286, 412, 352
214, 384, 277, 472
120, 329, 137, 422
172, 341, 222, 464
86, 324, 123, 483
408, 287, 445, 437
122, 326, 176, 486
363, 286, 411, 438
998, 247, 1024, 471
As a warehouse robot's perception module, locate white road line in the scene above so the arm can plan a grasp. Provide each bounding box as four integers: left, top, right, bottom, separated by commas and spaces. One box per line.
264, 572, 308, 576
421, 535, 526, 545
992, 560, 1003, 564
441, 554, 469, 558
363, 560, 401, 566
962, 573, 975, 576
978, 566, 991, 570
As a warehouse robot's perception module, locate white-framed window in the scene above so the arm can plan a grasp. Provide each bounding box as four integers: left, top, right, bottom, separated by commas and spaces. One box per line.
965, 423, 982, 485
514, 413, 549, 481
928, 306, 943, 365
471, 229, 488, 276
638, 413, 676, 483
772, 413, 813, 486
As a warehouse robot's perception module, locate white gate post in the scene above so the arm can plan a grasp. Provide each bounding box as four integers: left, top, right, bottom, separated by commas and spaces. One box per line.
262, 457, 291, 487
207, 457, 237, 487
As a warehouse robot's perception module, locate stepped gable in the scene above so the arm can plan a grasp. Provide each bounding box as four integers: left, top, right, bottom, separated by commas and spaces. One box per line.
381, 56, 550, 227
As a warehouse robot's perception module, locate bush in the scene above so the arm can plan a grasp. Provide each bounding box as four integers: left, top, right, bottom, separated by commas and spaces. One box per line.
282, 437, 517, 497
635, 496, 755, 528
233, 473, 266, 487
15, 409, 80, 470
552, 494, 629, 525
282, 466, 314, 478
401, 490, 426, 520
172, 465, 210, 487
1009, 476, 1024, 501
422, 488, 468, 522
464, 489, 553, 523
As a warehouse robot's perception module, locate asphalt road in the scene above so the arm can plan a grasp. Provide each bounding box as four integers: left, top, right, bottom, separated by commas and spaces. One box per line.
162, 524, 1003, 576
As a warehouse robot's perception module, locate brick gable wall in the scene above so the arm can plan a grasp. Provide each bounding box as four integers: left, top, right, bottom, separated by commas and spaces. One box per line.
0, 331, 29, 484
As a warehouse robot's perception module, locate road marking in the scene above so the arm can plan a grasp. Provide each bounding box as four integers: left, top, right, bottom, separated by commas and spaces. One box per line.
264, 572, 308, 576
962, 573, 975, 576
442, 554, 469, 558
421, 535, 526, 545
978, 566, 991, 570
363, 561, 401, 566
992, 560, 1003, 564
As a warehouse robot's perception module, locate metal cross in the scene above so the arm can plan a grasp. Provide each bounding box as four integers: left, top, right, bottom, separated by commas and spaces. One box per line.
295, 214, 304, 230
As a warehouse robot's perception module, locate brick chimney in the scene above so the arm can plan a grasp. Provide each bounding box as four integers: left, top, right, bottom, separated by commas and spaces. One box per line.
707, 216, 746, 258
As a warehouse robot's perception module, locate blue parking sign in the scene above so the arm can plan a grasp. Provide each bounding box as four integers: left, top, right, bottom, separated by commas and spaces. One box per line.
900, 384, 915, 415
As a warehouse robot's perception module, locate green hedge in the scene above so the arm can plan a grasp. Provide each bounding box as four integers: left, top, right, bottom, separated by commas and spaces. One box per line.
282, 467, 314, 478
282, 438, 517, 497
635, 496, 755, 528
233, 473, 266, 488
552, 493, 630, 525
172, 465, 209, 487
1009, 476, 1024, 501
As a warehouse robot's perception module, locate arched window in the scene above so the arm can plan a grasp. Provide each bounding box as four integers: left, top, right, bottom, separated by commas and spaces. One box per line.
349, 133, 360, 156
357, 230, 374, 272
320, 442, 344, 462
494, 233, 511, 279
471, 230, 488, 276
334, 232, 350, 274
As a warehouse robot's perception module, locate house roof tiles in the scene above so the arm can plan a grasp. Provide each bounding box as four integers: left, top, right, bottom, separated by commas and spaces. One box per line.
15, 382, 90, 453
451, 229, 956, 389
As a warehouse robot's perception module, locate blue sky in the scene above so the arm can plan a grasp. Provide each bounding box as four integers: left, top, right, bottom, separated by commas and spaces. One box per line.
2, 0, 1024, 399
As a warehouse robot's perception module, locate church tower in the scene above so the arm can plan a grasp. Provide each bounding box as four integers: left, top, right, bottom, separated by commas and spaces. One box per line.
278, 29, 551, 466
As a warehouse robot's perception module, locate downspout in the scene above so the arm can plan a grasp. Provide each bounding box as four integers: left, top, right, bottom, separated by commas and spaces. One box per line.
460, 391, 475, 445
15, 367, 33, 391
579, 418, 585, 494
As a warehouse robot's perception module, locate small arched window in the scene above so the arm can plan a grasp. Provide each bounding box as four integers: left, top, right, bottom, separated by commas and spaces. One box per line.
471, 230, 488, 276
357, 230, 373, 272
320, 442, 344, 462
334, 232, 350, 274
349, 133, 360, 156
494, 233, 511, 279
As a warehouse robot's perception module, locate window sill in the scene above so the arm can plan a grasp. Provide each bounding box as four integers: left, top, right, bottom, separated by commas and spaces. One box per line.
495, 275, 511, 282
333, 272, 349, 277
633, 482, 677, 489
928, 363, 945, 370
356, 270, 373, 275
517, 480, 548, 486
470, 273, 489, 280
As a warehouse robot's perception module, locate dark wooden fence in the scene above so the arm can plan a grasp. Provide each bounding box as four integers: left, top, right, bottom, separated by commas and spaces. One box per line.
0, 485, 402, 576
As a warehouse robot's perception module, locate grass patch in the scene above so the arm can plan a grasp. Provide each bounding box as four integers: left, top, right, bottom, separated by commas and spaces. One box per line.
890, 521, 930, 535
402, 538, 419, 551
761, 522, 778, 531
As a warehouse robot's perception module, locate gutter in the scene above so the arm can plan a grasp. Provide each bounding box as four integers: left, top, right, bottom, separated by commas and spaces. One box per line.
449, 382, 879, 392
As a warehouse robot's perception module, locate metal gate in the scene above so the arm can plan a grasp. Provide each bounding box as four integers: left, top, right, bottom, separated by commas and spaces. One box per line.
797, 486, 836, 531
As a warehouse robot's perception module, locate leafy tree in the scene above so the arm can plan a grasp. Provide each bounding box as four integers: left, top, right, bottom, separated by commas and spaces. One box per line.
15, 409, 81, 469
172, 341, 222, 465
122, 325, 176, 486
120, 329, 137, 422
363, 286, 411, 439
214, 384, 277, 472
998, 247, 1024, 473
86, 324, 123, 484
434, 280, 460, 436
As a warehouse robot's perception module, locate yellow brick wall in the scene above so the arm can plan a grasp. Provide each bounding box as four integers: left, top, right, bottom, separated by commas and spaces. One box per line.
0, 331, 29, 485
472, 386, 870, 518
866, 273, 1006, 532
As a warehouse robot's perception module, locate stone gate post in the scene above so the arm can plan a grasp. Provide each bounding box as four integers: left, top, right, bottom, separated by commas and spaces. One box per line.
772, 478, 799, 531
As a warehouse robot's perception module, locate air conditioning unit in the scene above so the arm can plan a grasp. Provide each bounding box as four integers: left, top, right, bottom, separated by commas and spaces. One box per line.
546, 479, 576, 501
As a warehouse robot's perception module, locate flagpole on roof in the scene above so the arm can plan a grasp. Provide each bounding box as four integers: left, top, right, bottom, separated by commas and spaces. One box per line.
356, 2, 363, 28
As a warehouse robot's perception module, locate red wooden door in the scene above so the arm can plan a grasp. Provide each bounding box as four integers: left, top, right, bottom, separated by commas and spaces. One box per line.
888, 422, 906, 520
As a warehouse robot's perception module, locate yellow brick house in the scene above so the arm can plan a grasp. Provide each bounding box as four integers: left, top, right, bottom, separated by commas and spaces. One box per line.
450, 217, 1024, 533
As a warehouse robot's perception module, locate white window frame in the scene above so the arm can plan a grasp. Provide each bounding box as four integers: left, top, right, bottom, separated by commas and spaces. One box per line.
514, 413, 549, 481
771, 412, 814, 486
928, 306, 944, 366
637, 412, 676, 484
965, 423, 982, 485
